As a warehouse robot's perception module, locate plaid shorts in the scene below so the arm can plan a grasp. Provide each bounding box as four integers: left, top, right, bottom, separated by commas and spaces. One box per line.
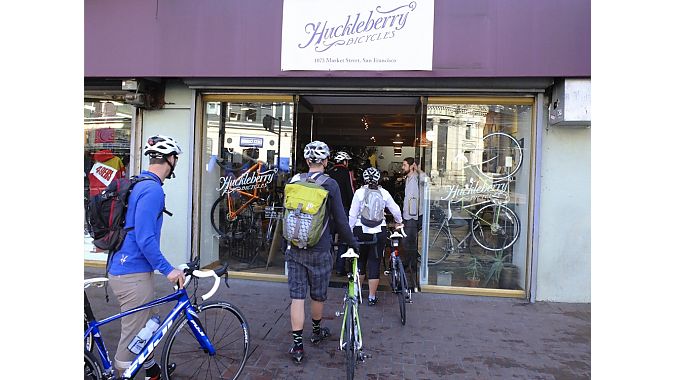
286, 245, 333, 301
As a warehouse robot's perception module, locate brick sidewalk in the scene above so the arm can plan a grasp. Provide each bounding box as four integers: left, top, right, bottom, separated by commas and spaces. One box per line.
85, 267, 590, 379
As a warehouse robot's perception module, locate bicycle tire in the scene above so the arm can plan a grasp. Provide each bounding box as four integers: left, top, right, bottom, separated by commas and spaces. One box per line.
345, 301, 356, 380
396, 259, 407, 325
210, 193, 255, 239
84, 349, 103, 380
481, 132, 523, 183
161, 301, 250, 380
471, 204, 520, 251
427, 223, 451, 266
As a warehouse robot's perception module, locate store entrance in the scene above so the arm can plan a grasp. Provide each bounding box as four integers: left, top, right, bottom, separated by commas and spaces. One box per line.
295, 95, 422, 187
295, 95, 423, 286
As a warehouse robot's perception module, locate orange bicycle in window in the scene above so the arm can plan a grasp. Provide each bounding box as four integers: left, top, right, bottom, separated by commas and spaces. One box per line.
210, 160, 278, 264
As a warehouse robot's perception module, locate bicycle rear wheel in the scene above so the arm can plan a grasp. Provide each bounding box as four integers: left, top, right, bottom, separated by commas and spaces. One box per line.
396, 259, 407, 325
344, 301, 356, 380
161, 301, 250, 379
471, 204, 520, 251
482, 132, 523, 182
428, 223, 451, 266
84, 349, 103, 380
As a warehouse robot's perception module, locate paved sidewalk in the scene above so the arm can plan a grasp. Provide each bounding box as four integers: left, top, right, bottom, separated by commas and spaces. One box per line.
85, 267, 590, 379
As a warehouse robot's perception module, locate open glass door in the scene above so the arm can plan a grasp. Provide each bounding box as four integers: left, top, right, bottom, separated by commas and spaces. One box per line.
198, 95, 295, 276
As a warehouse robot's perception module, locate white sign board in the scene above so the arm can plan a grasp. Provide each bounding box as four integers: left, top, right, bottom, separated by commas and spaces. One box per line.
281, 0, 434, 71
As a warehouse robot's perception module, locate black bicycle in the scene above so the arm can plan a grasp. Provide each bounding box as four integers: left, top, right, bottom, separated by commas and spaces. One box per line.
386, 226, 411, 325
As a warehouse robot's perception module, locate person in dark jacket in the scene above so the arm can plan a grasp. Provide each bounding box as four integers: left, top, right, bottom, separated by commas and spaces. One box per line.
327, 151, 355, 276
286, 142, 360, 364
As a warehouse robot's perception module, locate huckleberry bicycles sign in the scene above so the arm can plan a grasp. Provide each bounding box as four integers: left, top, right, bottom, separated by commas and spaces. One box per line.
218, 168, 278, 195
281, 0, 434, 71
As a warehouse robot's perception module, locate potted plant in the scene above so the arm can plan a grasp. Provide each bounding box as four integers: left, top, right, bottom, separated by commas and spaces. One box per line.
464, 256, 483, 287
483, 250, 512, 288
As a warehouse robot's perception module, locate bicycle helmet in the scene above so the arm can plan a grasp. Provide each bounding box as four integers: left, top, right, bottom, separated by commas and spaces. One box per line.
363, 167, 381, 185
334, 151, 352, 162
143, 135, 183, 158
303, 141, 330, 163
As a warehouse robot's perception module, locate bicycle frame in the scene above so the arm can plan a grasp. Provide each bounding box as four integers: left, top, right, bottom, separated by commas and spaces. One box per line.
85, 287, 213, 379
225, 162, 266, 220
339, 256, 362, 351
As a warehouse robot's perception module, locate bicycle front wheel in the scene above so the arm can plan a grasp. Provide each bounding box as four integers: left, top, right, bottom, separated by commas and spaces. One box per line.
471, 204, 520, 251
210, 194, 255, 239
161, 301, 250, 379
84, 349, 103, 380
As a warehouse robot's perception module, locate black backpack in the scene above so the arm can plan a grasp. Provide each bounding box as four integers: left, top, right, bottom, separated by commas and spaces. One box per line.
87, 176, 152, 252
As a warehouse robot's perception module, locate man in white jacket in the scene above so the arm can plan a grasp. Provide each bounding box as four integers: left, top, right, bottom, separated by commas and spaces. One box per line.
348, 167, 403, 305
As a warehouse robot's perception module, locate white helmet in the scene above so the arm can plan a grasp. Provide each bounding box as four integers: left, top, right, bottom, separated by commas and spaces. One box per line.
143, 135, 183, 158
304, 141, 330, 163
334, 151, 352, 162
363, 167, 381, 185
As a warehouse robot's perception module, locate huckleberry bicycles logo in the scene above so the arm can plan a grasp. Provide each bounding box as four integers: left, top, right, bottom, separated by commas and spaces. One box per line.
218, 168, 278, 195
297, 1, 418, 53
441, 181, 510, 204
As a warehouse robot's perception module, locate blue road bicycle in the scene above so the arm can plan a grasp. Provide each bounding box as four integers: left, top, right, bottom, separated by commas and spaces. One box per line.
84, 258, 250, 379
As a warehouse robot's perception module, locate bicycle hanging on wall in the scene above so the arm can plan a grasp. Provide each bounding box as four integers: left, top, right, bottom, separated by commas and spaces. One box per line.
427, 132, 523, 266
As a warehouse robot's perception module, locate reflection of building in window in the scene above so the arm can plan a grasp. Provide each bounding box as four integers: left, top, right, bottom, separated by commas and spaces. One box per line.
206, 102, 220, 115
426, 105, 487, 186
245, 109, 257, 122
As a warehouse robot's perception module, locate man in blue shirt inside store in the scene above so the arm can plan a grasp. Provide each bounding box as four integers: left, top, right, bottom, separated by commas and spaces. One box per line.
107, 134, 186, 380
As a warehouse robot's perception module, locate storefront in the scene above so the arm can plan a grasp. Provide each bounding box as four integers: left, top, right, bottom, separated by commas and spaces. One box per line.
85, 0, 591, 302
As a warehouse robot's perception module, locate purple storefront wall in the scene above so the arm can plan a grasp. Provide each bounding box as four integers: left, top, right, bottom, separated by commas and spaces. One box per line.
85, 0, 590, 78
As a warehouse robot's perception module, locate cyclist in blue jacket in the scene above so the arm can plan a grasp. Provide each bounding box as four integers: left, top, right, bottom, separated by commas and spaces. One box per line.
108, 135, 186, 380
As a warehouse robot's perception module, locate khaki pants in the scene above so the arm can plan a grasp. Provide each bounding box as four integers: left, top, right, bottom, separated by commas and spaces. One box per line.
108, 272, 155, 373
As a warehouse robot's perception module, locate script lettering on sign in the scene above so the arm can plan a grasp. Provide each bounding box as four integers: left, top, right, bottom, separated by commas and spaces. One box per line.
217, 168, 278, 195
298, 2, 417, 52
440, 181, 510, 204
281, 0, 434, 71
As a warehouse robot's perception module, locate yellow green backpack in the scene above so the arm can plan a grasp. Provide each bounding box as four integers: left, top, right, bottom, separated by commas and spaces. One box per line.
282, 172, 330, 248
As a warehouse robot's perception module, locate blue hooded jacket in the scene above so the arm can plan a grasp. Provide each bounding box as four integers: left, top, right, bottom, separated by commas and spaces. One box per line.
108, 171, 174, 276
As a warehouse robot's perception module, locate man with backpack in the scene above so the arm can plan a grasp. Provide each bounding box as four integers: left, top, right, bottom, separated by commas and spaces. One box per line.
282, 141, 360, 364
327, 150, 355, 276
106, 135, 186, 379
348, 167, 403, 305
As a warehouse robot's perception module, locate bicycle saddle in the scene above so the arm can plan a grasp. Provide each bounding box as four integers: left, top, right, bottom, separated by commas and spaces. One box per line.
341, 248, 359, 258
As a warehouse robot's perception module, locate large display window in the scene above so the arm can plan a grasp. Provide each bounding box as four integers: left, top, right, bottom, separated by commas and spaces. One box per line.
420, 97, 534, 296
83, 100, 133, 262
198, 95, 294, 275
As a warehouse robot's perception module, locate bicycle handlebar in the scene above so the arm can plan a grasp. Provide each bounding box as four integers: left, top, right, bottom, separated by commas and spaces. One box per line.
389, 226, 407, 238
175, 258, 229, 301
